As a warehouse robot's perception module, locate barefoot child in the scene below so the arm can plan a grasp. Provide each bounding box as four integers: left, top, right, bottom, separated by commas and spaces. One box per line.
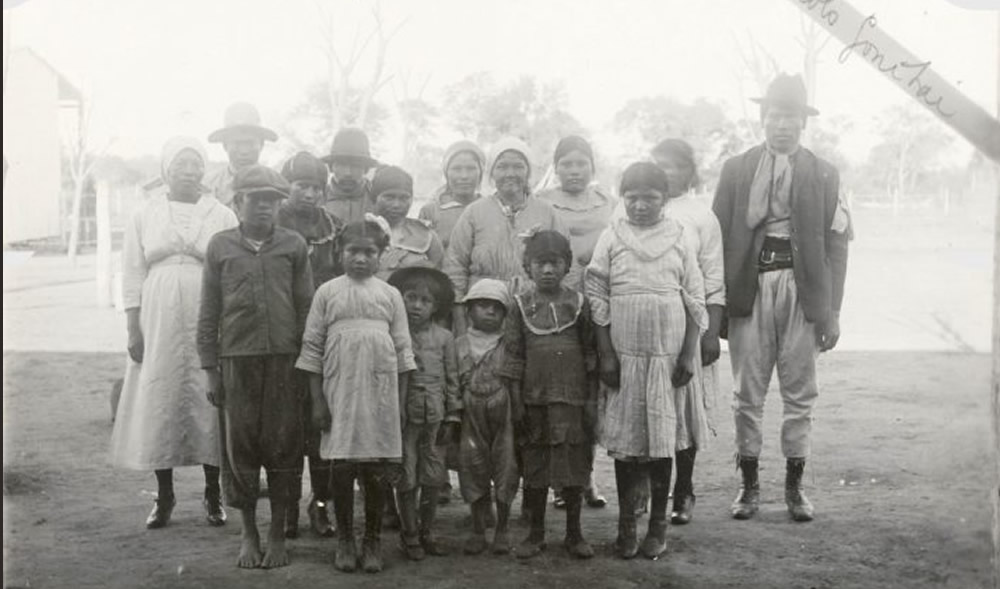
502, 230, 598, 560
456, 279, 519, 556
585, 162, 707, 560
387, 266, 460, 560
198, 165, 315, 569
296, 216, 417, 574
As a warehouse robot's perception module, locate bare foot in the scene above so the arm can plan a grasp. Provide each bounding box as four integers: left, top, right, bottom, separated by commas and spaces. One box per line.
261, 539, 289, 569
237, 533, 263, 569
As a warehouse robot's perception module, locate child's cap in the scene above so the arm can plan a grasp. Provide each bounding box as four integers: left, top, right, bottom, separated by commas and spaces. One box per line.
387, 264, 455, 319
371, 165, 413, 198
523, 229, 572, 267
233, 165, 290, 199
461, 278, 512, 310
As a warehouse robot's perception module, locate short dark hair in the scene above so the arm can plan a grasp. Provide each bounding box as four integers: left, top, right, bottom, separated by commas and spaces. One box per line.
522, 230, 573, 272
395, 274, 451, 313
336, 219, 390, 252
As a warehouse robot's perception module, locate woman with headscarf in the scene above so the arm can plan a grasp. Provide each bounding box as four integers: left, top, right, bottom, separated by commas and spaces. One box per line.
110, 136, 239, 529
443, 136, 567, 333
536, 135, 616, 510
419, 140, 487, 249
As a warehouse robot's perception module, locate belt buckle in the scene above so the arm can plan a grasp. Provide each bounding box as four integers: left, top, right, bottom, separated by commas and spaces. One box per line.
759, 249, 775, 264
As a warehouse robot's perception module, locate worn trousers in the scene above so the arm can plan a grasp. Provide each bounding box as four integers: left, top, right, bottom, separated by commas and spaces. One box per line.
728, 269, 819, 458
219, 355, 303, 509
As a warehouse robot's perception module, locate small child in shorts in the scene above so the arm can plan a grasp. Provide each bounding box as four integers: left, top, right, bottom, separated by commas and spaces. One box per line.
386, 265, 460, 560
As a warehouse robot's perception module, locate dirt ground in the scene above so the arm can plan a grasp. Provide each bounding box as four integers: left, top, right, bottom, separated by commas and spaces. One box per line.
2, 350, 992, 589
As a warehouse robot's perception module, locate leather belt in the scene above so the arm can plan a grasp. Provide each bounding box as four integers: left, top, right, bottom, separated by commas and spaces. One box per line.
758, 237, 793, 272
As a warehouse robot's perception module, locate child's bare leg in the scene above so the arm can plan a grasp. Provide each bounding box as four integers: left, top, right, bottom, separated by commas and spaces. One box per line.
492, 500, 511, 554
463, 496, 489, 555
237, 506, 262, 568
262, 471, 290, 568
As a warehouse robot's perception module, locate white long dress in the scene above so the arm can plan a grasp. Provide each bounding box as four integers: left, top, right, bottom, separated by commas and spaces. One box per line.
110, 195, 238, 470
665, 191, 726, 450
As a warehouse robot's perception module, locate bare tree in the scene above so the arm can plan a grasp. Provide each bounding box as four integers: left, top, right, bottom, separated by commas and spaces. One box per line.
64, 100, 110, 263
795, 15, 833, 143
730, 32, 780, 144
314, 0, 407, 132
392, 68, 433, 162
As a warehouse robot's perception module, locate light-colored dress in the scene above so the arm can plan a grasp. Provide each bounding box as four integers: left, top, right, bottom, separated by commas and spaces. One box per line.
110, 195, 238, 470
537, 185, 616, 291
665, 191, 726, 449
585, 217, 707, 460
296, 275, 417, 461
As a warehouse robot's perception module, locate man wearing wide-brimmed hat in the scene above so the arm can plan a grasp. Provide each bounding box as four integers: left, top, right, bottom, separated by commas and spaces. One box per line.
713, 73, 851, 524
206, 102, 279, 209
321, 127, 379, 224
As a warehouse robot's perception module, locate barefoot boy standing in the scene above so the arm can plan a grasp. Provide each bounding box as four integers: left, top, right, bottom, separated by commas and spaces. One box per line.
198, 165, 315, 568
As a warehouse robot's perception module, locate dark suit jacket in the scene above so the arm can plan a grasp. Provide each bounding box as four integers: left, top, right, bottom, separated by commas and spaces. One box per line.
712, 144, 848, 324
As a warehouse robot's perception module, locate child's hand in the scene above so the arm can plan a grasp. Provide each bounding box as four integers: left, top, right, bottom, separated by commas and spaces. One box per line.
700, 332, 721, 366
671, 352, 696, 388
127, 326, 144, 363
598, 355, 620, 389
205, 368, 224, 408
311, 399, 332, 432
513, 417, 529, 447
436, 421, 461, 445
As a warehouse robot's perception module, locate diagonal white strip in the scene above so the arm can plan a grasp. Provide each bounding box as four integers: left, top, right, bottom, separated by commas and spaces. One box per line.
790, 0, 1000, 163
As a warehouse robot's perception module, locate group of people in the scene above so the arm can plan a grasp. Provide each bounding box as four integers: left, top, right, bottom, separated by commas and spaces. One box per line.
109, 73, 851, 573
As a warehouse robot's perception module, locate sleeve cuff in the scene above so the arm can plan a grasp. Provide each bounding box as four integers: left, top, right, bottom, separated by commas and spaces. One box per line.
397, 351, 417, 372
295, 355, 323, 374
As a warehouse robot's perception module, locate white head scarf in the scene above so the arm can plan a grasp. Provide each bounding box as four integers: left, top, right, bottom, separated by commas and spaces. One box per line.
487, 136, 533, 187
160, 136, 208, 183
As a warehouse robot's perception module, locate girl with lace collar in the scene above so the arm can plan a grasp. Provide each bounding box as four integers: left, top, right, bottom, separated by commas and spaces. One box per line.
499, 230, 598, 561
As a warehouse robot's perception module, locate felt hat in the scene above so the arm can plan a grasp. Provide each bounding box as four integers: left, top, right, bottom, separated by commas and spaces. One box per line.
461, 278, 512, 310
751, 73, 819, 116
281, 151, 328, 185
208, 102, 278, 143
232, 165, 290, 199
387, 265, 455, 320
321, 128, 379, 167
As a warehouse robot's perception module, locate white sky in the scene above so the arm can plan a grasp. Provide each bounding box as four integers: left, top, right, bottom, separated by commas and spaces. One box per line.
3, 0, 997, 163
